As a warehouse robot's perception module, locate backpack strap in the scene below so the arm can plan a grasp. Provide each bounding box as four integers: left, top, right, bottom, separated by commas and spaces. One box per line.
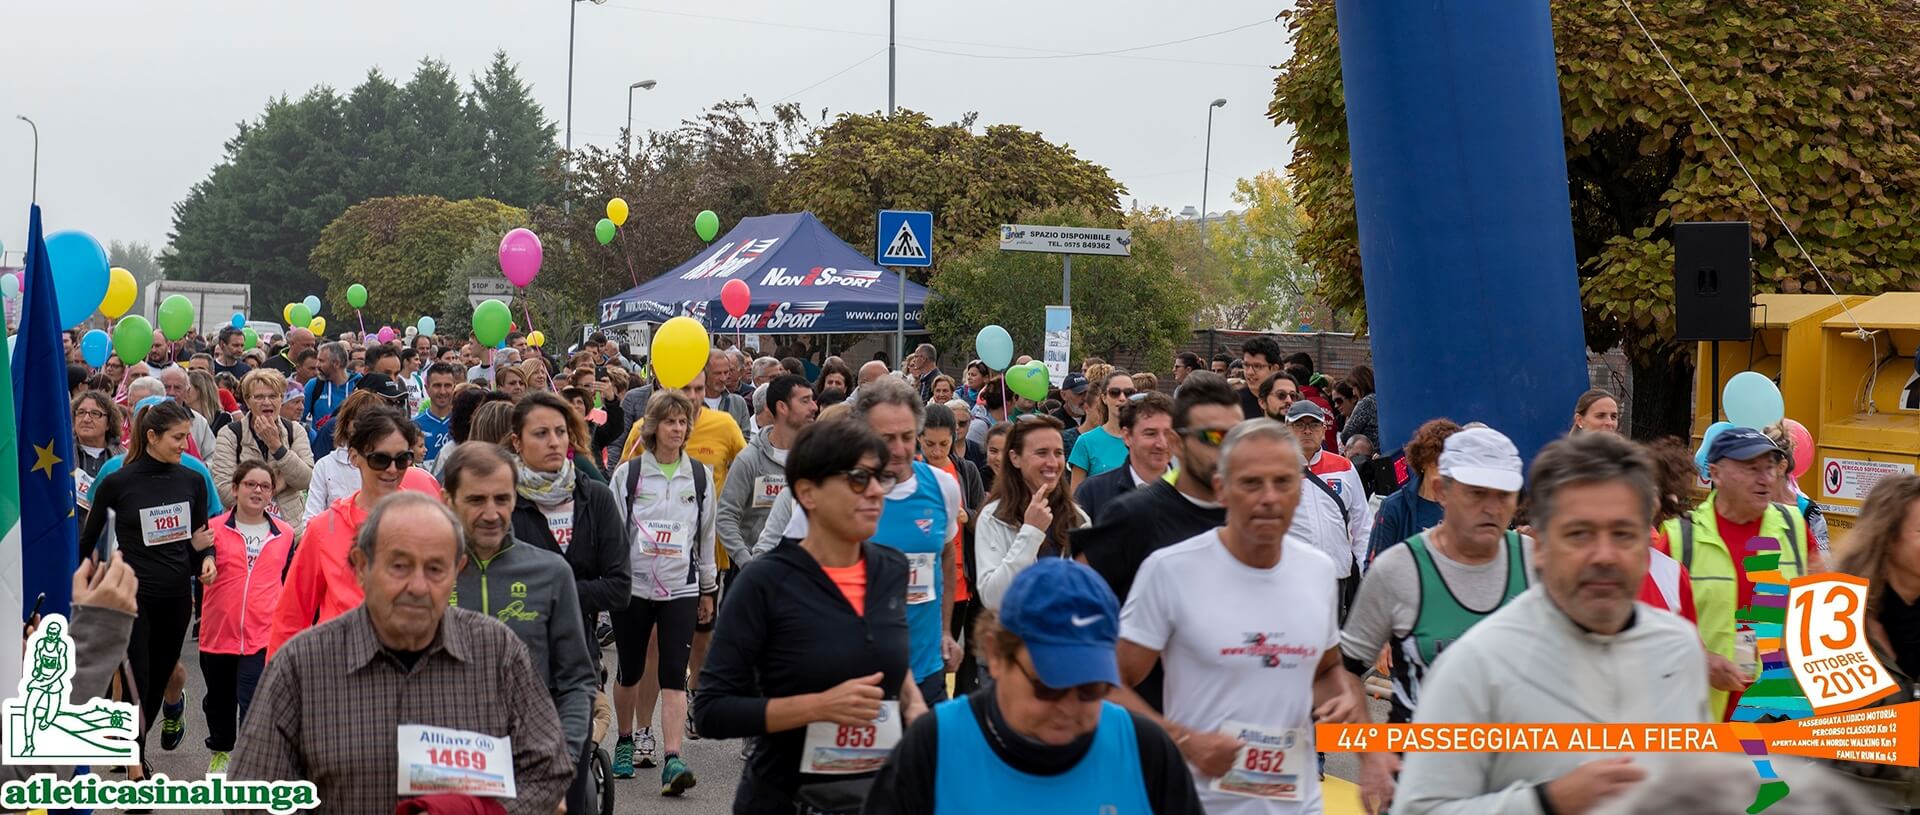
1302, 467, 1350, 528
691, 459, 709, 587
622, 459, 644, 527
1771, 502, 1805, 573
1679, 513, 1696, 572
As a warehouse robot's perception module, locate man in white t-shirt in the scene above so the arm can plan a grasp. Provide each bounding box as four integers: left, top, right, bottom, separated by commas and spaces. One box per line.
1116, 419, 1384, 815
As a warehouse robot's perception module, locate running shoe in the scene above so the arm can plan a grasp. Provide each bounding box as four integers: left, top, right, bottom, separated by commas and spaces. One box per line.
611, 736, 634, 779
660, 755, 696, 797
160, 695, 186, 751
596, 616, 615, 648
208, 751, 231, 774
739, 736, 755, 761
636, 727, 658, 769
684, 689, 700, 741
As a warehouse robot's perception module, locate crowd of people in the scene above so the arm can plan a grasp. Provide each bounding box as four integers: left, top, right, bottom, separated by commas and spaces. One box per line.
39, 322, 1917, 814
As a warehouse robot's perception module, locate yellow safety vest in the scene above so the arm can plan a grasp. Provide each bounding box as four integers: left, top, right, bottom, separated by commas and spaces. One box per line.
1659, 491, 1809, 716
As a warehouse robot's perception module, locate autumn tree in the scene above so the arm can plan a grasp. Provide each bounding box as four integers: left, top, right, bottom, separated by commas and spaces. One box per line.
1136, 170, 1325, 332
771, 110, 1126, 281
308, 196, 525, 326
1270, 0, 1920, 435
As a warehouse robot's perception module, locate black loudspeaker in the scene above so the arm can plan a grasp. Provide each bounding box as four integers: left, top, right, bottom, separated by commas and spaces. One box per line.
1673, 221, 1753, 341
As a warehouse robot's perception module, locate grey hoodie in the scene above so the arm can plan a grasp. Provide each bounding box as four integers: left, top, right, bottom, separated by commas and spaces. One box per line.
452, 536, 597, 757
717, 429, 789, 565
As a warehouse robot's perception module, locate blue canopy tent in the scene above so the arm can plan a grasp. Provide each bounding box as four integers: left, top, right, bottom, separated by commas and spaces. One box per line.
596, 212, 930, 334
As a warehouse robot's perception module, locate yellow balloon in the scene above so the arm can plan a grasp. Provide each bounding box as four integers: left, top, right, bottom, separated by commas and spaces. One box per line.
99, 267, 138, 319
283, 303, 297, 324
607, 197, 630, 227
308, 316, 327, 336
650, 316, 710, 389
528, 330, 546, 348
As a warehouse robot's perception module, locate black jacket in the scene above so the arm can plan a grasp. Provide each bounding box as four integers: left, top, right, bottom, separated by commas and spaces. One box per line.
1073, 463, 1142, 525
695, 539, 912, 814
511, 477, 631, 620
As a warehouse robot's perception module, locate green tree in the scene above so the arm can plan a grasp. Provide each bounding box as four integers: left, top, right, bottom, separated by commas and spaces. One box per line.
399, 59, 484, 201
340, 69, 407, 200
1135, 171, 1325, 332
471, 50, 558, 208
925, 205, 1199, 367
107, 240, 163, 317
1272, 0, 1920, 435
771, 110, 1126, 281
308, 196, 525, 327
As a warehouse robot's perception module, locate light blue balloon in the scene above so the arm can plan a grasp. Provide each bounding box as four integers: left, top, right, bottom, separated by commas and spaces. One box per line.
974, 324, 1014, 371
46, 230, 110, 330
1723, 371, 1784, 430
1696, 421, 1736, 480
0, 273, 17, 299
417, 316, 436, 336
80, 328, 111, 367
231, 312, 246, 329
302, 295, 322, 315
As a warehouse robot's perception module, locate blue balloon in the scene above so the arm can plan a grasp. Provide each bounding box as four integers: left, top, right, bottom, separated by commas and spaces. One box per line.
1723, 370, 1784, 429
45, 230, 110, 330
80, 329, 111, 367
231, 312, 246, 329
133, 395, 170, 415
1696, 420, 1735, 480
974, 325, 1014, 371
417, 316, 436, 336
302, 295, 322, 315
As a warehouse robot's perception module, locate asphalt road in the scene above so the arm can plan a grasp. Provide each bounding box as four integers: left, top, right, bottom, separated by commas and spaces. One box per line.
146, 639, 1379, 814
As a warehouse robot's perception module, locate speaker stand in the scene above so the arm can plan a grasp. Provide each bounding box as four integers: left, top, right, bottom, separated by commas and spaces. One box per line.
1710, 340, 1722, 423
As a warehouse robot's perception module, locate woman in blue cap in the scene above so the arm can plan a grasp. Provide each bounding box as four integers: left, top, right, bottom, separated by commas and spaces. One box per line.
864, 558, 1203, 815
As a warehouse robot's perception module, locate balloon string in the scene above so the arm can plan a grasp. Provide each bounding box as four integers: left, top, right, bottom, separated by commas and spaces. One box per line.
356, 309, 366, 339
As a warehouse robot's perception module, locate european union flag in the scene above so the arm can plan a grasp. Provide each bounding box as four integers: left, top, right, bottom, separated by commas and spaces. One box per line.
11, 204, 78, 617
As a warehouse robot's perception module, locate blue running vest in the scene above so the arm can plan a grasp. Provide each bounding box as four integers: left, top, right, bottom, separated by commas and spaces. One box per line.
933, 699, 1154, 814
872, 460, 948, 683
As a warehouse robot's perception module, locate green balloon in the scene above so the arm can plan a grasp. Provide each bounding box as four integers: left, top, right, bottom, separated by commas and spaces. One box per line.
1006, 361, 1052, 402
157, 294, 196, 341
289, 303, 313, 328
346, 283, 369, 309
242, 326, 259, 350
694, 210, 720, 242
113, 315, 155, 365
595, 218, 617, 246
472, 299, 512, 348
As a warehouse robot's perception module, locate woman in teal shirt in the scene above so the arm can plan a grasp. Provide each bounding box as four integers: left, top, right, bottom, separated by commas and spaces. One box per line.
1067, 370, 1135, 491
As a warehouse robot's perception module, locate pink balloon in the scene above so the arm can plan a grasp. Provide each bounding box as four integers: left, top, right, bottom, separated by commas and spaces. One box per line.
1784, 418, 1816, 480
720, 279, 752, 318
499, 228, 544, 288
377, 326, 396, 343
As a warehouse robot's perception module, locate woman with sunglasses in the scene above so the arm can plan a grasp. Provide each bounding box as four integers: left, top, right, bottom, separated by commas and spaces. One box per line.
199, 460, 296, 773
77, 400, 213, 773
976, 416, 1088, 611
303, 390, 438, 520
1066, 369, 1136, 491
694, 419, 929, 814
71, 391, 122, 528
866, 559, 1202, 815
270, 407, 429, 656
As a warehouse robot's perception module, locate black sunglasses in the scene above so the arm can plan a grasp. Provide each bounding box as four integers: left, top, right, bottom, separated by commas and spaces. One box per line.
837, 467, 900, 493
363, 451, 415, 471
1107, 387, 1136, 398
1015, 660, 1109, 703
1179, 427, 1229, 446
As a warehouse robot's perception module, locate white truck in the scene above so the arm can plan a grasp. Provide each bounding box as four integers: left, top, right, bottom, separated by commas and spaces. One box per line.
143, 280, 251, 337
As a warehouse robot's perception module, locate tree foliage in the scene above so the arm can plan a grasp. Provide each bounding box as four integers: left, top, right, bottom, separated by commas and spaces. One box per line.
925, 205, 1200, 367
1271, 0, 1920, 433
308, 196, 525, 327
1133, 170, 1324, 332
771, 110, 1127, 281
165, 52, 556, 314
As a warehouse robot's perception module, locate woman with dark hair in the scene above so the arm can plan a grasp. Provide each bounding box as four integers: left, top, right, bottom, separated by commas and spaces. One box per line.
71, 391, 122, 526
1340, 364, 1379, 449
271, 407, 429, 655
199, 460, 295, 773
815, 359, 855, 397
77, 400, 211, 772
1828, 475, 1920, 807
1367, 417, 1461, 562
1569, 388, 1621, 434
695, 419, 927, 813
975, 416, 1089, 610
1066, 369, 1135, 489
961, 360, 991, 405
1638, 437, 1700, 622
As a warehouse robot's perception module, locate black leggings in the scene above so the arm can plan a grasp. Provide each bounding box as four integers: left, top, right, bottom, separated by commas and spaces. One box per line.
199, 649, 264, 752
612, 595, 696, 689
127, 592, 193, 749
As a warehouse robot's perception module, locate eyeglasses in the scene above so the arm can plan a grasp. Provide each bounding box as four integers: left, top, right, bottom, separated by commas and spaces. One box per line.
239, 480, 275, 492
836, 467, 899, 493
1014, 659, 1109, 703
362, 451, 415, 471
1272, 391, 1299, 403
1107, 388, 1136, 399
74, 409, 108, 421
1179, 427, 1230, 446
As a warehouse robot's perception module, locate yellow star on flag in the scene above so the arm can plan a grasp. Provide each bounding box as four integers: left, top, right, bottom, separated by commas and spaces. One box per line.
31, 441, 62, 479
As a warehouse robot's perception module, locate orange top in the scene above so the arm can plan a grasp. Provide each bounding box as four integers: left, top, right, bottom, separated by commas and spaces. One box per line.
926, 456, 972, 602
823, 560, 867, 616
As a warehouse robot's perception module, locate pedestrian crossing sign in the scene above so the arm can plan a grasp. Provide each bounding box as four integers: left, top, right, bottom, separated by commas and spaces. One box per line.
877, 210, 933, 267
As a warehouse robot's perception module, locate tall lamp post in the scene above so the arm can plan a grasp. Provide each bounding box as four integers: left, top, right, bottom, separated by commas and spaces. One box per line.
564, 0, 609, 209
1199, 98, 1226, 277
626, 79, 658, 154
16, 115, 37, 203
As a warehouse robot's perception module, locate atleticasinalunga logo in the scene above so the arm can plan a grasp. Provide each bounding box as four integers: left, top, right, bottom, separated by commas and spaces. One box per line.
3, 614, 138, 766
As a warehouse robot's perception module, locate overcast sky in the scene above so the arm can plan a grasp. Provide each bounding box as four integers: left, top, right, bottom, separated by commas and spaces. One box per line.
1, 0, 1295, 263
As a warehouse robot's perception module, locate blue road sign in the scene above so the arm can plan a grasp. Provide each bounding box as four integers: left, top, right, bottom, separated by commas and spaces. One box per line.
877, 210, 933, 267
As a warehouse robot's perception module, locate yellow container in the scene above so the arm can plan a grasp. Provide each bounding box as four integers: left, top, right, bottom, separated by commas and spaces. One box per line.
1692, 294, 1871, 497
1813, 292, 1920, 543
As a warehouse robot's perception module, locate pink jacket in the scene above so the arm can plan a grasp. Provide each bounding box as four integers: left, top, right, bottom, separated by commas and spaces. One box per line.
201, 510, 296, 656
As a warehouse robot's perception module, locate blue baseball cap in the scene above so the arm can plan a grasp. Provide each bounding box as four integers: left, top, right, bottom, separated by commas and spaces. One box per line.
1062, 372, 1089, 394
1707, 426, 1785, 464
998, 559, 1121, 688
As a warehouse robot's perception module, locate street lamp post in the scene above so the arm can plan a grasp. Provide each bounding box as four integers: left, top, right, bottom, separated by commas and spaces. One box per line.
564, 0, 609, 209
1199, 98, 1226, 276
16, 115, 37, 202
627, 80, 658, 154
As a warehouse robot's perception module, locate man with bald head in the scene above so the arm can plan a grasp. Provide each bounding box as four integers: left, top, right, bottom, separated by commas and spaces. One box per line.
850, 359, 891, 404
231, 492, 574, 813
266, 328, 316, 376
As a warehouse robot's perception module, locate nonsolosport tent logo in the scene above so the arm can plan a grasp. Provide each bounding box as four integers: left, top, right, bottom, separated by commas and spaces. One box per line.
720, 301, 828, 331
0, 614, 319, 812
759, 265, 883, 289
